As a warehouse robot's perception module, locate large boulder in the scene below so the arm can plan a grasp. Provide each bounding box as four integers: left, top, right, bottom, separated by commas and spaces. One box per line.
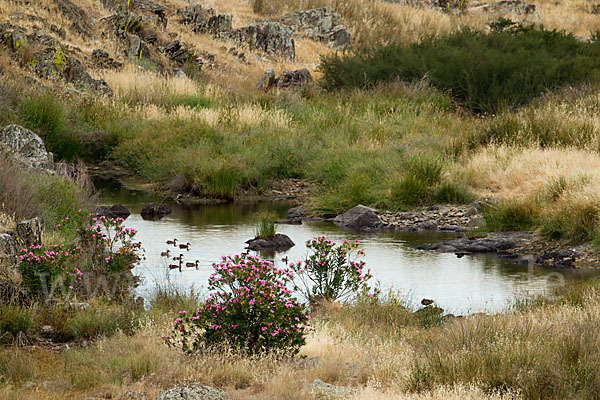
218, 22, 295, 61
333, 205, 382, 231
0, 125, 54, 171
101, 0, 167, 30
246, 234, 295, 251
256, 68, 313, 91
157, 383, 231, 400
0, 234, 18, 266
279, 7, 351, 48
16, 217, 43, 249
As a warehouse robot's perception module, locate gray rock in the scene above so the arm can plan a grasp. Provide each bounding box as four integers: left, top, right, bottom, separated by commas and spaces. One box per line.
16, 217, 43, 249
469, 0, 536, 15
246, 233, 295, 251
279, 7, 351, 48
0, 24, 113, 95
218, 22, 295, 61
415, 237, 516, 254
53, 0, 92, 37
40, 325, 54, 339
92, 49, 123, 70
140, 203, 172, 219
287, 206, 306, 219
256, 68, 276, 90
276, 69, 313, 89
157, 383, 231, 400
0, 233, 18, 265
334, 205, 382, 231
307, 379, 356, 399
536, 250, 577, 269
94, 204, 131, 219
0, 125, 54, 171
176, 5, 231, 34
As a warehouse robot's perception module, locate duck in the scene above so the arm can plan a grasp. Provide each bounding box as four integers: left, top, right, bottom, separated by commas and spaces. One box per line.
421, 298, 434, 306
167, 238, 178, 246
185, 260, 199, 269
160, 250, 171, 257
281, 256, 289, 264
172, 254, 184, 261
168, 259, 182, 272
179, 242, 191, 250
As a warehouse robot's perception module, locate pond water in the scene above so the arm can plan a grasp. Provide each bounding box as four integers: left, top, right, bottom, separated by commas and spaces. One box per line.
96, 179, 586, 315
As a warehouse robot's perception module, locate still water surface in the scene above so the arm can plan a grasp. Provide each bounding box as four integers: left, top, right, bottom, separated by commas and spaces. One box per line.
97, 179, 581, 315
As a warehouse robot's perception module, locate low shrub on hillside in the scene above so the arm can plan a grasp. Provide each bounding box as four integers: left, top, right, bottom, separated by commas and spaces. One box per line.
320, 19, 600, 114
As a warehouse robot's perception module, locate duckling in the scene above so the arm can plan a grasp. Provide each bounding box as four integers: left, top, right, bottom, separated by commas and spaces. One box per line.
168, 259, 182, 272
421, 298, 434, 306
160, 250, 171, 257
172, 254, 184, 262
281, 256, 289, 264
167, 238, 178, 246
185, 260, 199, 269
179, 242, 191, 250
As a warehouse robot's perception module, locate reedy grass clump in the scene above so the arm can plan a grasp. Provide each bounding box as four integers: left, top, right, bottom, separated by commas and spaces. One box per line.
255, 212, 276, 239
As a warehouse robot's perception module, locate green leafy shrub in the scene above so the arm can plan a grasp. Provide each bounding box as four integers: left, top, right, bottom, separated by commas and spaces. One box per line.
319, 20, 600, 113
166, 254, 309, 355
290, 236, 374, 304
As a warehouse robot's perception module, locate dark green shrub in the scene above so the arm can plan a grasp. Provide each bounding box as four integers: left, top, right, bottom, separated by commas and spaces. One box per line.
391, 174, 431, 206
319, 20, 600, 114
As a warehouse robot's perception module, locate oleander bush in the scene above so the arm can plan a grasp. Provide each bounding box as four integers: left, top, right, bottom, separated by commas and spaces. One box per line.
166, 254, 309, 355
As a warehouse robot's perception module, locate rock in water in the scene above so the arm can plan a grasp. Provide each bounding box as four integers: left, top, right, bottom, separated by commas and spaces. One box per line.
333, 205, 382, 231
0, 125, 54, 171
157, 383, 231, 400
246, 234, 295, 251
140, 203, 172, 220
94, 204, 131, 219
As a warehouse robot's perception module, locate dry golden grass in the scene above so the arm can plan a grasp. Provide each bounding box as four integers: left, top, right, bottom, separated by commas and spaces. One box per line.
457, 145, 600, 201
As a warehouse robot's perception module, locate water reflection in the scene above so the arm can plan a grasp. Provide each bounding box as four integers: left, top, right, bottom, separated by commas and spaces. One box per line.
95, 178, 595, 315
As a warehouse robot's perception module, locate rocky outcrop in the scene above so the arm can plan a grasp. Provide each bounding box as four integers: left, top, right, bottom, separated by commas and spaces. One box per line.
140, 203, 172, 220
279, 7, 351, 48
176, 5, 232, 34
101, 0, 167, 30
157, 383, 231, 400
218, 22, 295, 61
16, 217, 43, 249
469, 0, 536, 15
333, 205, 382, 231
0, 24, 113, 95
0, 125, 54, 171
92, 49, 123, 69
246, 234, 295, 251
53, 0, 93, 37
256, 68, 313, 91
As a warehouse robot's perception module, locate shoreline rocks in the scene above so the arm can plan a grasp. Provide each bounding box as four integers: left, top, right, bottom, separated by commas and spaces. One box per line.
380, 204, 481, 233
140, 203, 172, 220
